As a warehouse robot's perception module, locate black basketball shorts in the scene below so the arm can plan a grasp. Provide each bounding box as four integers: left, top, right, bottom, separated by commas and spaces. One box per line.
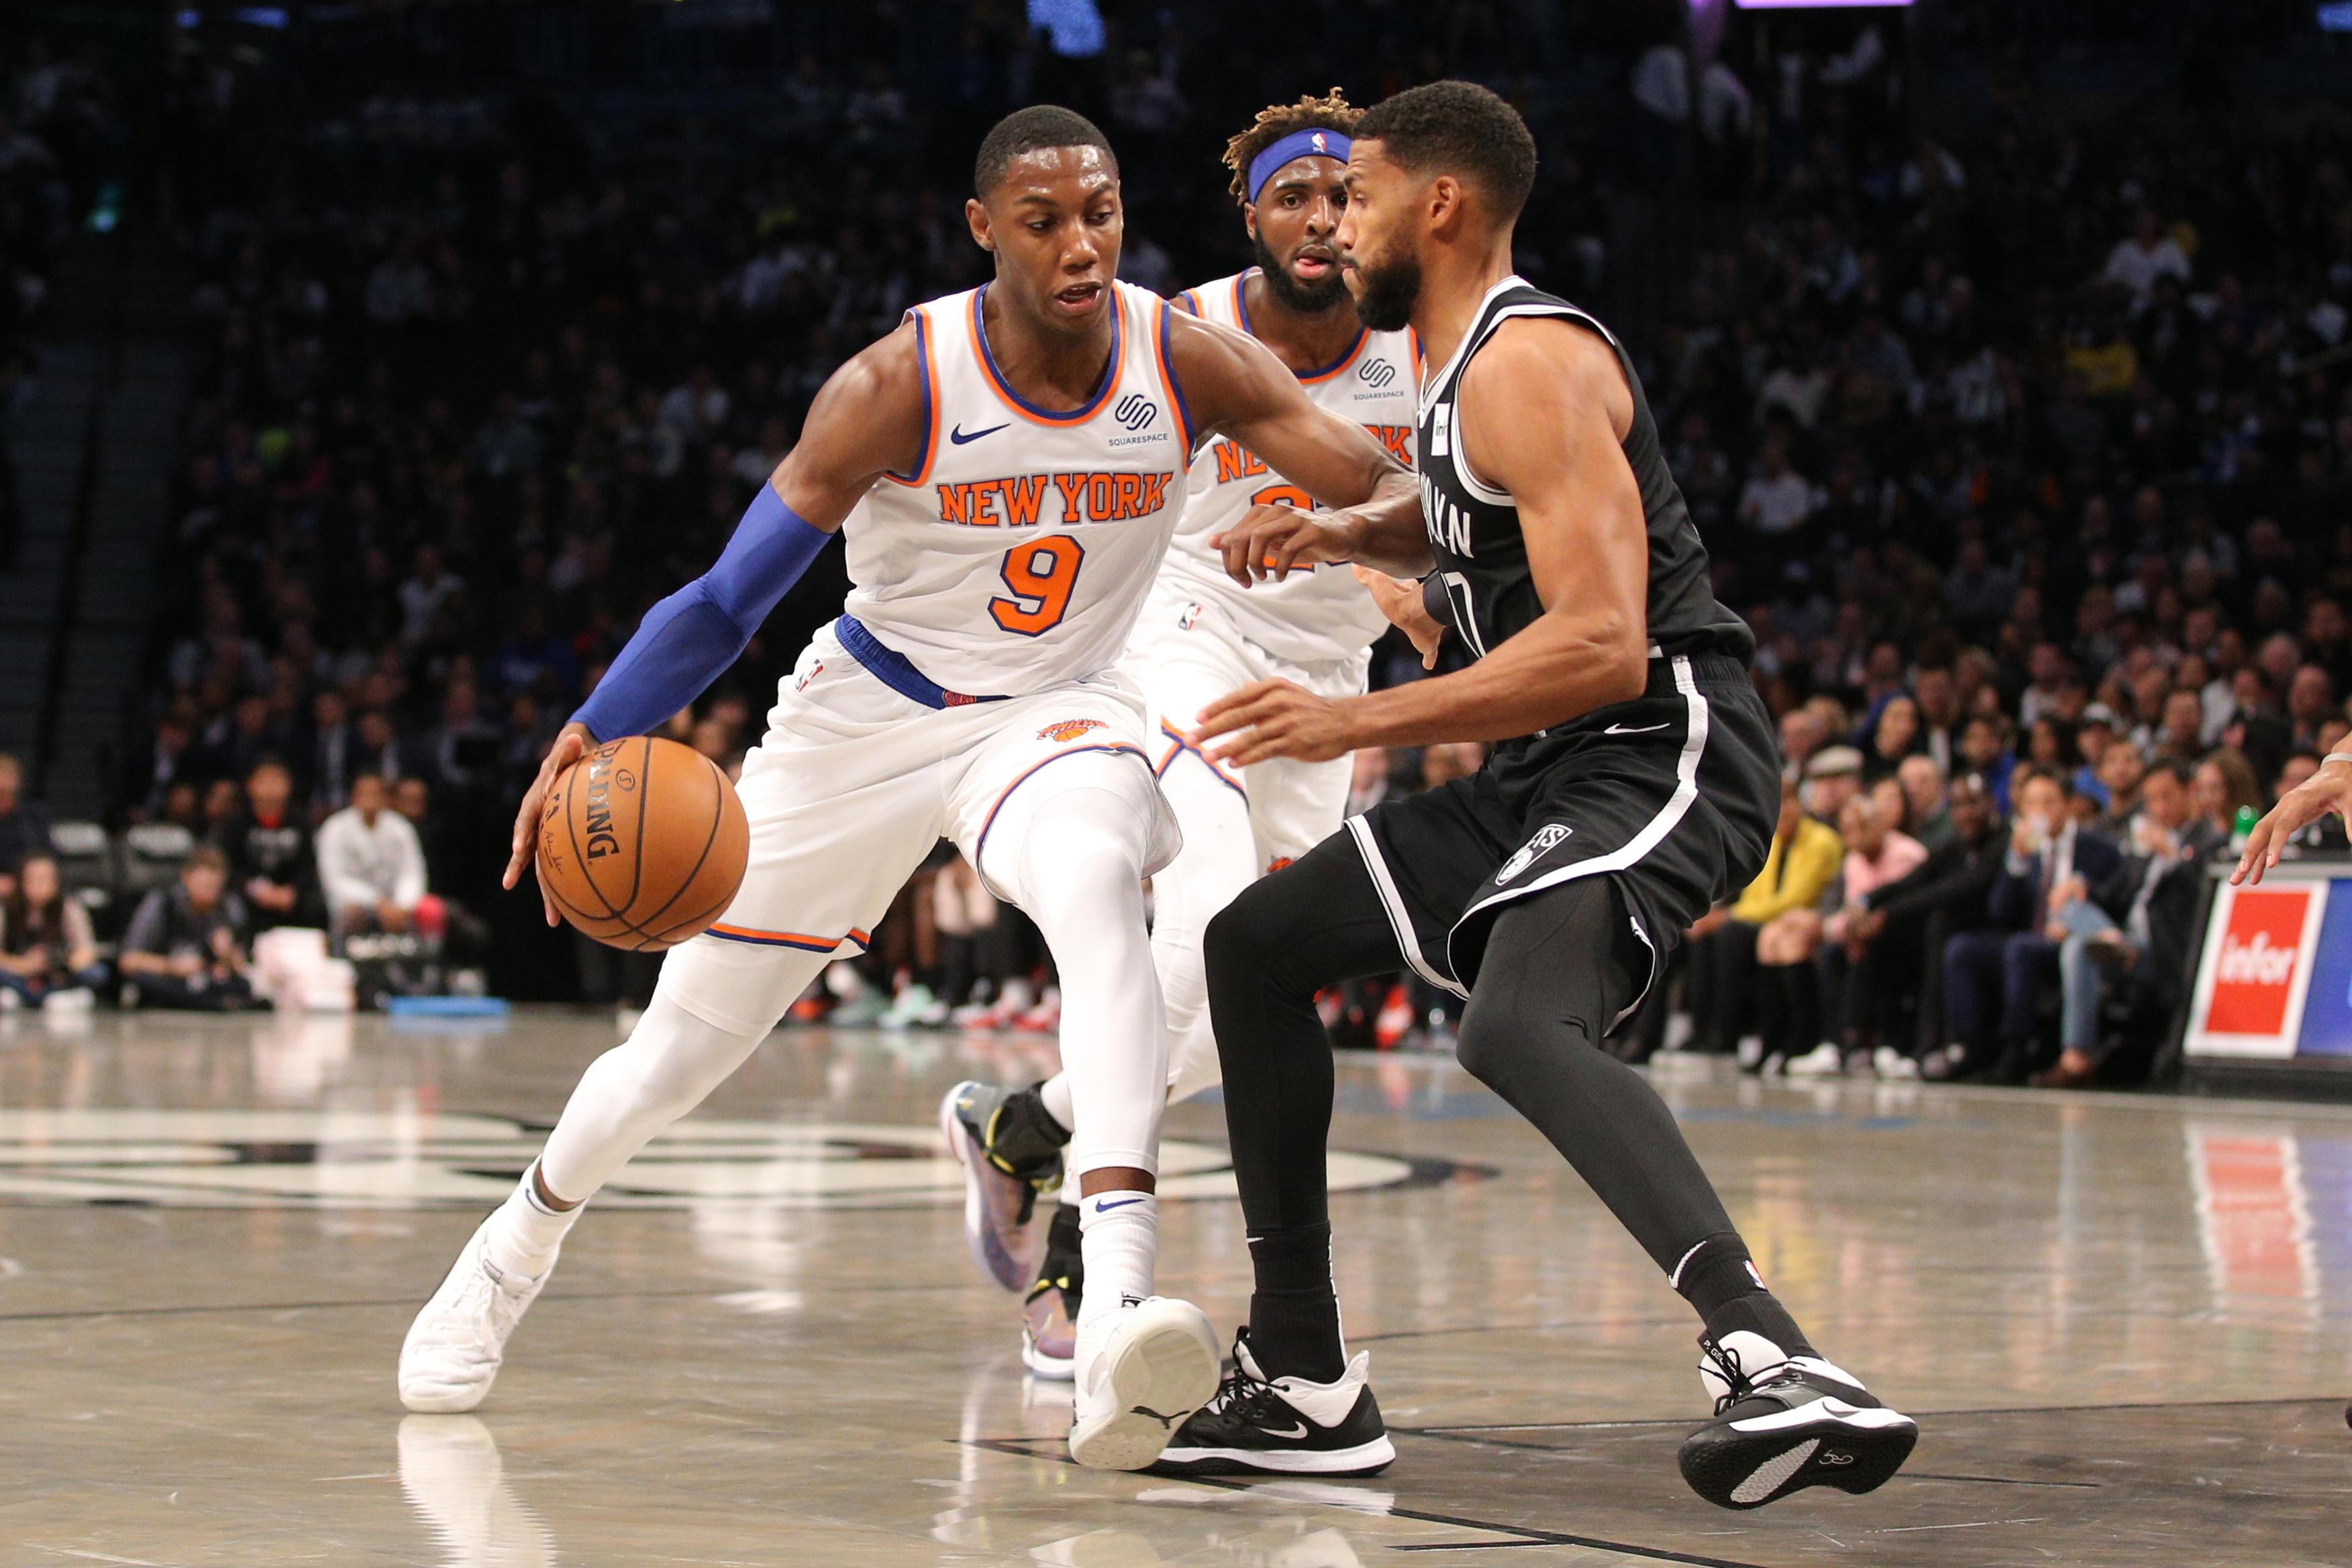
1346, 653, 1778, 1012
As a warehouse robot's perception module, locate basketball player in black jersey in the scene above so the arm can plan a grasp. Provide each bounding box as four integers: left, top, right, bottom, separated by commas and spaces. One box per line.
1160, 81, 1918, 1510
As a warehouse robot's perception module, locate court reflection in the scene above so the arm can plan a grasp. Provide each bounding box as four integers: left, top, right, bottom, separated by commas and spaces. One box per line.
397, 1415, 557, 1568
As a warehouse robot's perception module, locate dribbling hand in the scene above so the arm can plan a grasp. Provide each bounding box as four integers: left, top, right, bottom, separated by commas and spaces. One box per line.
2234, 755, 2352, 886
507, 722, 593, 925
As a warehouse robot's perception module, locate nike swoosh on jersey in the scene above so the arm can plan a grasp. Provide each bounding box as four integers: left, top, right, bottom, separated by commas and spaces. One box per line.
950, 422, 1009, 444
1604, 722, 1673, 735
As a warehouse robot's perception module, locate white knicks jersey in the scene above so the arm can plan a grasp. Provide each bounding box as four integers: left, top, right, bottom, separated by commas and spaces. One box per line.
840, 278, 1191, 696
1150, 271, 1419, 666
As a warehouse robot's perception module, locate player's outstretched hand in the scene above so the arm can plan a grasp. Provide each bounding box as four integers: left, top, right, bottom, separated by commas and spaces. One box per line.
507, 722, 593, 924
1352, 566, 1444, 669
1195, 678, 1356, 768
2234, 755, 2352, 886
1212, 504, 1362, 586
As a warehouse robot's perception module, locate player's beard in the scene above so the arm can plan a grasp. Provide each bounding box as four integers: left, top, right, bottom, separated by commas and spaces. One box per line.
1349, 237, 1422, 333
1252, 229, 1351, 316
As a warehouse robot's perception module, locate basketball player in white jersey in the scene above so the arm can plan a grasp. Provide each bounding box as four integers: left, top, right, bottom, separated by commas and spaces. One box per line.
939, 93, 1432, 1379
395, 106, 1417, 1473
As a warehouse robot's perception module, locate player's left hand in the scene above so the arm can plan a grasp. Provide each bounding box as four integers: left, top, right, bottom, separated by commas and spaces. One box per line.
1211, 505, 1362, 585
1194, 678, 1357, 767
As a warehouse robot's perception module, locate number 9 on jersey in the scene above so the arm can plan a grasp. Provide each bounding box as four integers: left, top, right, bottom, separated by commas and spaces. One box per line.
990, 536, 1085, 636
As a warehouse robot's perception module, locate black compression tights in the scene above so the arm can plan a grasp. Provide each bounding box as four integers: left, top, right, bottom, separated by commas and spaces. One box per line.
1205, 832, 1808, 1381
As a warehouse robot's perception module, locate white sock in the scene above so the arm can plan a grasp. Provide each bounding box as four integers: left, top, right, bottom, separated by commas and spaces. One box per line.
484, 1161, 580, 1279
1039, 1072, 1075, 1133
1075, 1189, 1159, 1332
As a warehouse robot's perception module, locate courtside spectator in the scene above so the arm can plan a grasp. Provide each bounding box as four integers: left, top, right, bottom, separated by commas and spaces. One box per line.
118, 845, 258, 1010
218, 760, 317, 931
1941, 772, 2123, 1084
316, 773, 428, 939
0, 854, 105, 1010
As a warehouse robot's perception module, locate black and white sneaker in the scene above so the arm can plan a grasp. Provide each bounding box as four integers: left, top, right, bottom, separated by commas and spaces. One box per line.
1678, 1330, 1916, 1510
1153, 1330, 1396, 1477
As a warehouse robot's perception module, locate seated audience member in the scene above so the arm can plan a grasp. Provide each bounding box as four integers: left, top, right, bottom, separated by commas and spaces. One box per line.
119, 845, 258, 1010
219, 759, 317, 931
1856, 775, 2005, 1078
1865, 695, 1923, 782
1802, 794, 1931, 1076
0, 751, 52, 872
1803, 744, 1865, 824
1898, 753, 1953, 849
2033, 760, 2222, 1088
2192, 747, 2263, 841
1686, 779, 1842, 1057
2093, 742, 2145, 835
1940, 770, 2123, 1083
316, 772, 430, 939
0, 855, 107, 1008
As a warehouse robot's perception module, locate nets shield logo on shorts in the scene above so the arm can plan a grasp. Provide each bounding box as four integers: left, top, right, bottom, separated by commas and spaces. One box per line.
1115, 393, 1158, 431
1358, 357, 1397, 390
1496, 823, 1572, 884
1037, 718, 1107, 743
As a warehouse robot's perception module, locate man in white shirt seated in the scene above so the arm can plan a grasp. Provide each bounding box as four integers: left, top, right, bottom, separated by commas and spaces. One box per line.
315, 772, 434, 940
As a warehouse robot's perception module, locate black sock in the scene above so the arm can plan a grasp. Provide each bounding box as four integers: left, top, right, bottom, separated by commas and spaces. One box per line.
1245, 1224, 1345, 1383
986, 1083, 1070, 1172
1674, 1233, 1814, 1357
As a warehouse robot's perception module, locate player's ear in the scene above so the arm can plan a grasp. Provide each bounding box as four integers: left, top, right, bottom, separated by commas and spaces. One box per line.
1241, 201, 1259, 244
965, 196, 994, 254
1426, 174, 1462, 238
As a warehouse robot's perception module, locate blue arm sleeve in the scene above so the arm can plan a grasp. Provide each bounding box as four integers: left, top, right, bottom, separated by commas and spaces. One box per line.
572, 484, 831, 741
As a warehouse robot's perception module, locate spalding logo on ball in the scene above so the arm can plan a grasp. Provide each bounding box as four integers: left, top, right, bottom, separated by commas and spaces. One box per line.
536, 736, 749, 951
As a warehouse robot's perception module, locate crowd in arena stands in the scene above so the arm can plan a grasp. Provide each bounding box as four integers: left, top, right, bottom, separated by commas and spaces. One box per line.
5, 13, 2345, 1074
1606, 26, 2352, 1084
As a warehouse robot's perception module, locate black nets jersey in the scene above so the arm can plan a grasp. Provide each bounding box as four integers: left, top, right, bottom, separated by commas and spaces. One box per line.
1417, 278, 1753, 673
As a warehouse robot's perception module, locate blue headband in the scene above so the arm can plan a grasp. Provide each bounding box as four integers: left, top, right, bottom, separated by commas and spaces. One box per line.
1248, 128, 1351, 203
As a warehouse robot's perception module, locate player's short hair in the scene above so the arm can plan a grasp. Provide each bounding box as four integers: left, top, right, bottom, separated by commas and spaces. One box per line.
1222, 87, 1362, 205
974, 105, 1117, 199
1353, 80, 1537, 223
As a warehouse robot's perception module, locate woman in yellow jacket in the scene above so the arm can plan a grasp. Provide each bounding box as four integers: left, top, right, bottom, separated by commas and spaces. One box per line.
1684, 779, 1843, 1056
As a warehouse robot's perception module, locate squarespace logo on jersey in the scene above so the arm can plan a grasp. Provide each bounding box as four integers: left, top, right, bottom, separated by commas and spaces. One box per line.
935, 470, 1174, 527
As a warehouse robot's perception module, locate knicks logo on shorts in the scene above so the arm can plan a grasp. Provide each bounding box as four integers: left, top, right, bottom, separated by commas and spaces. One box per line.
1037, 719, 1107, 743
1496, 823, 1573, 884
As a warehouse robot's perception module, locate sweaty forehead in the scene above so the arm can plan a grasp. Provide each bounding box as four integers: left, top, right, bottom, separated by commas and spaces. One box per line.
996, 144, 1117, 203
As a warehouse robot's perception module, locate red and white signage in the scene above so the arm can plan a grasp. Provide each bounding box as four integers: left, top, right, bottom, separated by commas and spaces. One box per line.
2186, 883, 2328, 1059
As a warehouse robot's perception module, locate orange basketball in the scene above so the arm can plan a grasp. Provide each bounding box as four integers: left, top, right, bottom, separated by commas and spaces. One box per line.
535, 736, 750, 952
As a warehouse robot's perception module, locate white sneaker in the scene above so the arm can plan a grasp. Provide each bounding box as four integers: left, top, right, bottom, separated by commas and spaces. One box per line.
1733, 1034, 1764, 1070
1872, 1046, 1921, 1080
42, 988, 94, 1013
1068, 1296, 1220, 1471
398, 1216, 553, 1413
1782, 1043, 1847, 1078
